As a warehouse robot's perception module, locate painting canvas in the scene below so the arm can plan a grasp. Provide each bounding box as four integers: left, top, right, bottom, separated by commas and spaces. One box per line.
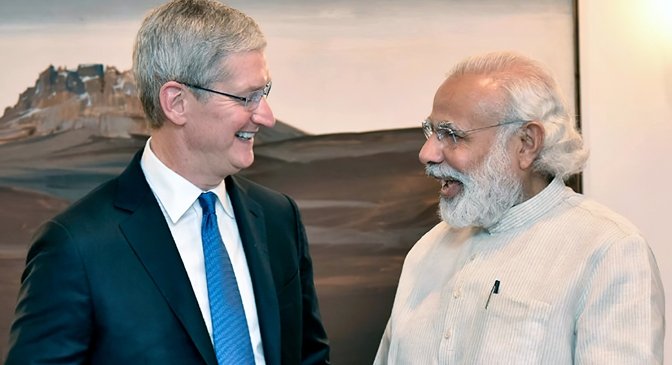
0, 0, 576, 363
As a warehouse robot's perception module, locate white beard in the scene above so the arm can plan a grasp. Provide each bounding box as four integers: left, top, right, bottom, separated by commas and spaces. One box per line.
426, 135, 525, 228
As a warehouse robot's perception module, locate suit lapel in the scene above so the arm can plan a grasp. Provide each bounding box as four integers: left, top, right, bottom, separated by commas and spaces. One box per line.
115, 150, 217, 365
227, 176, 281, 365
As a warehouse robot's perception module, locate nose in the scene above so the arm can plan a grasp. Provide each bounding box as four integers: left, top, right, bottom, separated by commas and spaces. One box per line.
251, 97, 276, 128
419, 136, 444, 165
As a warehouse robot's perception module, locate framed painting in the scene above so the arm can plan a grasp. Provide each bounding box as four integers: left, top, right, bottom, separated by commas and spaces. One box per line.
0, 0, 578, 363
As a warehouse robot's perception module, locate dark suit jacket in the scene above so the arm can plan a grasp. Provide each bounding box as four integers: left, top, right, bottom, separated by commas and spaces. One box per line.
7, 149, 330, 365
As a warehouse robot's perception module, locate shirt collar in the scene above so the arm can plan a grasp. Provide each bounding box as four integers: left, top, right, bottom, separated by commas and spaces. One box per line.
486, 176, 569, 234
140, 138, 235, 224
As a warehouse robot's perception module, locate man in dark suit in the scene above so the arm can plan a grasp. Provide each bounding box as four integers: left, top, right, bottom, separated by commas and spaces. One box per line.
6, 0, 330, 364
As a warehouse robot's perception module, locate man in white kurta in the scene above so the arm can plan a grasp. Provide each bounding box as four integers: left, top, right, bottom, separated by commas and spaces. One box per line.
375, 52, 665, 364
376, 177, 665, 364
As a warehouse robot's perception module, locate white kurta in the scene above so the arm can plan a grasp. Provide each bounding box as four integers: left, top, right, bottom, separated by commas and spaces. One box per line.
375, 178, 665, 364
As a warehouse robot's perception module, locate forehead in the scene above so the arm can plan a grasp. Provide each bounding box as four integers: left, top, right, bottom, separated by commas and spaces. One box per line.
430, 74, 504, 128
218, 50, 270, 90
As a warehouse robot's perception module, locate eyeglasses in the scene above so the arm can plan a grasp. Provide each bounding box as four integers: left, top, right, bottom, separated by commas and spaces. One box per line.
180, 80, 272, 111
422, 119, 523, 146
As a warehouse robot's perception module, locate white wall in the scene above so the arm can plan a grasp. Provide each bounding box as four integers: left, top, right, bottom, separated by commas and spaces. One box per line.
579, 0, 672, 362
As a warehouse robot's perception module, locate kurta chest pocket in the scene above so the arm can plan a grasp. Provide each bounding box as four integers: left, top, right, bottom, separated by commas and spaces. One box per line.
470, 294, 552, 364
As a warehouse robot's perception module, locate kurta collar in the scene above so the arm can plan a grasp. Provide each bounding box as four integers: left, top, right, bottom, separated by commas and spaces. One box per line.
486, 177, 569, 234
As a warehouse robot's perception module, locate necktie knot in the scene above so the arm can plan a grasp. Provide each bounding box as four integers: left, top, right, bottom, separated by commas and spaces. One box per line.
199, 192, 217, 215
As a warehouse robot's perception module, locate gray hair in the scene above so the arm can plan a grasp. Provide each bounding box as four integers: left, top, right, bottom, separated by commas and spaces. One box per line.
133, 0, 267, 128
447, 51, 589, 180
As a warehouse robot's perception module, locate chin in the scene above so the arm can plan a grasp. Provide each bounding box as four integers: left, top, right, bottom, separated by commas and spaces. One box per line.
234, 156, 255, 172
227, 144, 255, 169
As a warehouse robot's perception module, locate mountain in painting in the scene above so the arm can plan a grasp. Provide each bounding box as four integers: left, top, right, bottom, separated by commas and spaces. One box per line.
0, 65, 439, 365
0, 64, 305, 144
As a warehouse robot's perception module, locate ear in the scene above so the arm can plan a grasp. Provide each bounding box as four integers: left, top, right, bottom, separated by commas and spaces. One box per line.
158, 81, 189, 126
516, 121, 545, 171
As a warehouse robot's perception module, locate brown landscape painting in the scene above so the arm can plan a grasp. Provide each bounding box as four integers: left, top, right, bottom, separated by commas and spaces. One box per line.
0, 1, 576, 363
0, 64, 439, 363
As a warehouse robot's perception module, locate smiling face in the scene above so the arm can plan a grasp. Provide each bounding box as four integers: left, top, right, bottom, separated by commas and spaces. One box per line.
181, 50, 275, 185
420, 73, 525, 227
420, 74, 509, 194
426, 131, 525, 228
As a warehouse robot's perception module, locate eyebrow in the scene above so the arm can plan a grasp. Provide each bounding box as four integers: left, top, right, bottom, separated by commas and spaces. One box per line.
433, 119, 464, 131
241, 79, 272, 93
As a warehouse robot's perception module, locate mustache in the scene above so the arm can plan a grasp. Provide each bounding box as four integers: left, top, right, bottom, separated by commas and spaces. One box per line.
425, 163, 467, 182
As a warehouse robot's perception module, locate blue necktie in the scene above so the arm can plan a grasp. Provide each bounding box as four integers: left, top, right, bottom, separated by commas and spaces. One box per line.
198, 192, 255, 365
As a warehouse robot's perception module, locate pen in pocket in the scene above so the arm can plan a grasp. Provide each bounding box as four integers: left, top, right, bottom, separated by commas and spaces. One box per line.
485, 279, 500, 309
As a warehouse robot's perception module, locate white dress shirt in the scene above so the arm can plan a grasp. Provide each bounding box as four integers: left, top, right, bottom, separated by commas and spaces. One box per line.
375, 177, 665, 364
140, 139, 266, 364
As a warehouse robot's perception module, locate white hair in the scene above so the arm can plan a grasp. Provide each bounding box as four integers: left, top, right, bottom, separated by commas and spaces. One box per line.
428, 125, 525, 228
448, 51, 589, 179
